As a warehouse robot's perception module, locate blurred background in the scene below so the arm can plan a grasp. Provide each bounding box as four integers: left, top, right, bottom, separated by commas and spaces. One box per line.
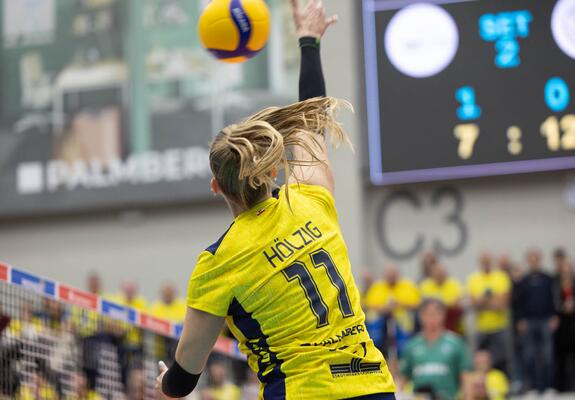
0, 0, 574, 399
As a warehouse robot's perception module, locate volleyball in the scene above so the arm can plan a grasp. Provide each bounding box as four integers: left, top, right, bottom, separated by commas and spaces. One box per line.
198, 0, 271, 64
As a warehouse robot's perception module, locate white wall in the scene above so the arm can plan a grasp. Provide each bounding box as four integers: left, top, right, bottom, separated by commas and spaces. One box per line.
1, 0, 574, 300
364, 172, 575, 281
0, 202, 231, 299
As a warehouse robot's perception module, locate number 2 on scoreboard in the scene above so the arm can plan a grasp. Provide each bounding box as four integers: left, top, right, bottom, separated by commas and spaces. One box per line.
454, 124, 480, 160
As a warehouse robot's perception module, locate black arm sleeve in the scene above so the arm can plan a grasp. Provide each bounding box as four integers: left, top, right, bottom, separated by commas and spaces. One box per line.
161, 361, 201, 398
299, 37, 326, 101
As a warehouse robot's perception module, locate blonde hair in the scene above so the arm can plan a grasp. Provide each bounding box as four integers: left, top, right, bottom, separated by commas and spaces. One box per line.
209, 96, 351, 209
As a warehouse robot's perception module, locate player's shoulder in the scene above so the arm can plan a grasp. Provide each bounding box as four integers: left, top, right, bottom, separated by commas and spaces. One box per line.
204, 223, 235, 257
289, 182, 333, 197
194, 224, 240, 273
286, 183, 336, 214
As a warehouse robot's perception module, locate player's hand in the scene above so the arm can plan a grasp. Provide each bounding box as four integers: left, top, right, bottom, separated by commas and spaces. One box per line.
291, 0, 338, 39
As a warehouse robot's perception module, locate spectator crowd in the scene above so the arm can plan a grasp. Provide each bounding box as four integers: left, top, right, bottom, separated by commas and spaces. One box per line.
0, 278, 254, 400
362, 248, 575, 400
2, 247, 574, 400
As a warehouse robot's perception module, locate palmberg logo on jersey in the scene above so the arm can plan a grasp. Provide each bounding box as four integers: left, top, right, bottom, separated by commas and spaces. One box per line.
329, 358, 382, 378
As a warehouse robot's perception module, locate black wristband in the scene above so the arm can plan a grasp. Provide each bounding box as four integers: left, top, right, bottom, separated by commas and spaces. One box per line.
161, 361, 201, 398
299, 36, 321, 49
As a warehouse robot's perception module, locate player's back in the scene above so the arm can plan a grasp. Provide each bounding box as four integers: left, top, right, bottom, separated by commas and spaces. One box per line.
188, 184, 395, 399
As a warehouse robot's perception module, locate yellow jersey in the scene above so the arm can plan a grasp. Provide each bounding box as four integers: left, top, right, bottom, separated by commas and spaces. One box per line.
419, 278, 462, 307
188, 184, 395, 399
466, 270, 510, 333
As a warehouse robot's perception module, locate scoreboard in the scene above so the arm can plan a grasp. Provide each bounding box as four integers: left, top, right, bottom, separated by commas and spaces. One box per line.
362, 0, 575, 185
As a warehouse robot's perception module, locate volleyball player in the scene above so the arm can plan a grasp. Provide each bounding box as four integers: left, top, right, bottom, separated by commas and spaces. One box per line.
156, 1, 396, 398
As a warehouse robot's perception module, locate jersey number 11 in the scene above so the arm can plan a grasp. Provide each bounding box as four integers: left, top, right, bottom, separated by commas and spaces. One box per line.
282, 248, 355, 329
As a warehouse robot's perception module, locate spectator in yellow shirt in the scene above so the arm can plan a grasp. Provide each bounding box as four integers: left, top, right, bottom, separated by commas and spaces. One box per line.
108, 281, 148, 311
151, 282, 187, 323
364, 264, 421, 357
420, 263, 462, 306
420, 263, 463, 333
470, 350, 509, 400
467, 252, 511, 375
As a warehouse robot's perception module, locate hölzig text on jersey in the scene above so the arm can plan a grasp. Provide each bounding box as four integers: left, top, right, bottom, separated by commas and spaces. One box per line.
262, 221, 322, 268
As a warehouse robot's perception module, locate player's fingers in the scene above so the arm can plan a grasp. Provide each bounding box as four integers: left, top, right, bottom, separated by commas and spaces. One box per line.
326, 14, 339, 28
305, 0, 317, 13
290, 0, 300, 16
290, 0, 301, 25
309, 2, 322, 18
317, 3, 326, 18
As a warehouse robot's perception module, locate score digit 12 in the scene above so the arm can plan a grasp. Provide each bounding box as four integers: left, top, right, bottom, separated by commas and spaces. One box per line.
541, 77, 575, 151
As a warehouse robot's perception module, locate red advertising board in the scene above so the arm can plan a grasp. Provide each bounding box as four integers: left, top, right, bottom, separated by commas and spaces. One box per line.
139, 313, 171, 336
58, 285, 98, 310
0, 263, 8, 282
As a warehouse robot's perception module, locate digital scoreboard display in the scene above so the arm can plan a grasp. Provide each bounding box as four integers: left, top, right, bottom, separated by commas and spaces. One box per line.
362, 0, 575, 185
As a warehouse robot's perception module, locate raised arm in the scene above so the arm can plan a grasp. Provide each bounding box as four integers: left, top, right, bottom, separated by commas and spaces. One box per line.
288, 0, 339, 194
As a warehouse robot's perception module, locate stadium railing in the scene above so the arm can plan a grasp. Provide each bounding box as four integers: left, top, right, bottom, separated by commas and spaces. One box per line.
0, 262, 246, 400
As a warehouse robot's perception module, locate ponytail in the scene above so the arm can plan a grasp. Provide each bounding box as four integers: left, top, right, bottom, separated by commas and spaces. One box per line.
209, 97, 350, 210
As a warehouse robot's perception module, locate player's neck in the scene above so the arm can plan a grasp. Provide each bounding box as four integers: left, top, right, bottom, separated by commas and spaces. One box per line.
226, 192, 273, 218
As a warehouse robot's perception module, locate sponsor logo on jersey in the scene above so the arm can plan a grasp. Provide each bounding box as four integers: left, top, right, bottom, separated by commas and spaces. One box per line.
329, 358, 382, 378
301, 324, 365, 347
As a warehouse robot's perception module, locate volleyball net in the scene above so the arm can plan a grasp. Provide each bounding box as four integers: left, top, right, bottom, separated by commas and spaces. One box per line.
0, 262, 249, 400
